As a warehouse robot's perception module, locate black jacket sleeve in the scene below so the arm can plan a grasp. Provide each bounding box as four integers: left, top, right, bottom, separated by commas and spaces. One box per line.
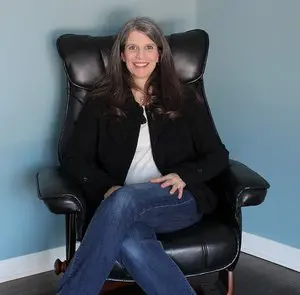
168, 92, 229, 187
61, 99, 118, 203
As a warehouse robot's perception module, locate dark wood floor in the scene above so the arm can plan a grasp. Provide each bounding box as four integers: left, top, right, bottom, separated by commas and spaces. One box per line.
0, 253, 299, 295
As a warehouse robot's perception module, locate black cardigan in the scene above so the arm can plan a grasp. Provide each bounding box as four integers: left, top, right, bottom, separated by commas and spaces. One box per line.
61, 88, 229, 214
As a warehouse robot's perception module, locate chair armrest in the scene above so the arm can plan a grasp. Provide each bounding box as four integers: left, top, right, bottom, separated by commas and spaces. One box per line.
217, 160, 270, 208
36, 167, 85, 215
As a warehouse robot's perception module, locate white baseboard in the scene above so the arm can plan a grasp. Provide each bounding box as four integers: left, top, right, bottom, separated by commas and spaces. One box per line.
0, 245, 66, 284
241, 232, 300, 272
0, 233, 299, 284
0, 242, 80, 284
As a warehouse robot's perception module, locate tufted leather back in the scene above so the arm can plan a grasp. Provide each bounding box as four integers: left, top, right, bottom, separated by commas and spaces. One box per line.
56, 29, 210, 161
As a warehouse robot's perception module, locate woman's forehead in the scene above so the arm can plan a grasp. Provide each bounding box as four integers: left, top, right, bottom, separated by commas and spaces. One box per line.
126, 30, 155, 44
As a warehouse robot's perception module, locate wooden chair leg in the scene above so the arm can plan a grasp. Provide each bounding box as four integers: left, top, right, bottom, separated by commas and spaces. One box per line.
219, 270, 234, 295
54, 213, 77, 275
227, 271, 234, 295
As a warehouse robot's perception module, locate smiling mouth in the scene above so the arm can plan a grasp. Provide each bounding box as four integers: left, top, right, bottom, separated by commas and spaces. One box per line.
133, 62, 149, 68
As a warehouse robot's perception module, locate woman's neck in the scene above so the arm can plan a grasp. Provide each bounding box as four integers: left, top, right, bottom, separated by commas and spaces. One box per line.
132, 88, 146, 106
131, 78, 148, 106
133, 77, 147, 91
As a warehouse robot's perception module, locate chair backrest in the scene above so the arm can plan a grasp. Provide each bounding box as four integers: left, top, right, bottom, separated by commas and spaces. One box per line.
56, 29, 211, 161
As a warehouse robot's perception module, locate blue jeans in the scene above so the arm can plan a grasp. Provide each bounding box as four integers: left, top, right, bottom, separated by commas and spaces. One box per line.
57, 182, 202, 295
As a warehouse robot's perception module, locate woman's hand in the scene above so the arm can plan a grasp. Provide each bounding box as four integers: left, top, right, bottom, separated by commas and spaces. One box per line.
151, 173, 186, 199
104, 185, 122, 199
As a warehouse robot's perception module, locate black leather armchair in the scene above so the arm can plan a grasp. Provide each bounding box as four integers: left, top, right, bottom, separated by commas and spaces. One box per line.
36, 29, 270, 294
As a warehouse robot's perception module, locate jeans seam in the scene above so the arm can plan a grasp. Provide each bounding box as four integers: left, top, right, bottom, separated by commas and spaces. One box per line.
137, 197, 195, 219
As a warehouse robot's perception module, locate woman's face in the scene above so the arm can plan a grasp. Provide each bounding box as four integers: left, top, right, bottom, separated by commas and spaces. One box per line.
121, 30, 159, 84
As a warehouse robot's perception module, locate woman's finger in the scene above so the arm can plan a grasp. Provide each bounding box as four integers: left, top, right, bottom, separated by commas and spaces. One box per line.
177, 186, 184, 199
150, 177, 164, 183
169, 183, 179, 194
161, 178, 178, 188
151, 174, 171, 183
161, 180, 173, 188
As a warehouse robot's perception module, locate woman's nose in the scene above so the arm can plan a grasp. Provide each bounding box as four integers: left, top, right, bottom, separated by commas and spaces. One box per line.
136, 48, 146, 60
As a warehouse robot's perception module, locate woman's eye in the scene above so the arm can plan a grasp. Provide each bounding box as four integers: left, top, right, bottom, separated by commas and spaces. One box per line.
127, 45, 137, 51
146, 45, 154, 50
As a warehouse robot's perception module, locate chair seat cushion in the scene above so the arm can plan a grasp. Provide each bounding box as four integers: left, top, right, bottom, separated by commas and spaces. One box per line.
107, 216, 239, 281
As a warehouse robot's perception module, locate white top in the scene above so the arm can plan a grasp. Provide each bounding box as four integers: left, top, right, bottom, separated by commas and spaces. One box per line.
125, 107, 162, 185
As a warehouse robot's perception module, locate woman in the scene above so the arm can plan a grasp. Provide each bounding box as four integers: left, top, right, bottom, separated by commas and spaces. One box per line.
58, 17, 229, 295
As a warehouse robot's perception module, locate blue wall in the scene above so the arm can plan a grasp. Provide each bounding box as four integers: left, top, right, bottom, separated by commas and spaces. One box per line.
0, 0, 197, 260
197, 1, 300, 248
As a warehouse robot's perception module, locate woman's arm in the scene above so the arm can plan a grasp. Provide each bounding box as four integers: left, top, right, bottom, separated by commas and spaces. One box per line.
61, 98, 118, 203
165, 92, 229, 187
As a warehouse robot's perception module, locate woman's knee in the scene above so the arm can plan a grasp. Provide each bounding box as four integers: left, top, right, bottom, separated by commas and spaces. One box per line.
104, 186, 139, 216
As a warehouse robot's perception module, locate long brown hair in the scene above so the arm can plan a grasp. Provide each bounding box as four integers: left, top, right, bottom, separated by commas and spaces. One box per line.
90, 17, 185, 118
